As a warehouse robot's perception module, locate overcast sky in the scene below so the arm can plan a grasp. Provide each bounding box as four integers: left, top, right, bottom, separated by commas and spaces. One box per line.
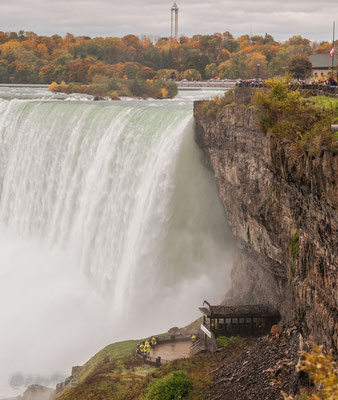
0, 0, 337, 42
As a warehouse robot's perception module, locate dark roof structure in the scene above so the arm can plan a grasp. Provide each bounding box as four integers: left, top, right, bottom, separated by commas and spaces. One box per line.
199, 304, 280, 318
310, 54, 338, 69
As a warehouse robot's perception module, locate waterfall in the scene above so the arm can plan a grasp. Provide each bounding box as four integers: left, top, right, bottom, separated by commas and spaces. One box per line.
0, 93, 234, 397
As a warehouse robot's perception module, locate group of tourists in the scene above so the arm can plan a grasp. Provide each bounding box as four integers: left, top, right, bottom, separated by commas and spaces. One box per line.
138, 336, 157, 355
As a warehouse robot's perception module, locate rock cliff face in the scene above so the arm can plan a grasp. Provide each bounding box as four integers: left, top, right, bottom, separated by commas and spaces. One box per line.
194, 103, 337, 353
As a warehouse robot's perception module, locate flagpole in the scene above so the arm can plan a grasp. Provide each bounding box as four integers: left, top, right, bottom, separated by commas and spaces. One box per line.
332, 21, 335, 79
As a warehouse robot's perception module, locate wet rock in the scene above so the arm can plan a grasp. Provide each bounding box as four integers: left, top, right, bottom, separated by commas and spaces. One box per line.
194, 101, 337, 354
22, 385, 53, 400
271, 325, 283, 337
207, 331, 303, 400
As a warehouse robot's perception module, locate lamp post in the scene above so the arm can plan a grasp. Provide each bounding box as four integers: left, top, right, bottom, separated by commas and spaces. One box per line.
257, 63, 260, 80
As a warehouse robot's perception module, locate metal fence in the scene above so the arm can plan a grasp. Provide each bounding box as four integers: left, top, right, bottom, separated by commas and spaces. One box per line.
235, 82, 338, 98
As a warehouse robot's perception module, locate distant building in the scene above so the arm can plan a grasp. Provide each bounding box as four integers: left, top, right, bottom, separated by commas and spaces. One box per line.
171, 3, 179, 40
309, 53, 338, 78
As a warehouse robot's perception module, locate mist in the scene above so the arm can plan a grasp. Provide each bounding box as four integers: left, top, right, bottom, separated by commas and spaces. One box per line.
0, 92, 235, 397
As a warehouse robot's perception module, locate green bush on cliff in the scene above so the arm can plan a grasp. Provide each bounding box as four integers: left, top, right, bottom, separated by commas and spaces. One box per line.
216, 336, 241, 348
196, 89, 235, 120
253, 78, 338, 154
143, 370, 192, 400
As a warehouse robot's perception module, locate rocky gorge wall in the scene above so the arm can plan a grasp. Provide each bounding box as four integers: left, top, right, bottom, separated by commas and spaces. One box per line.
194, 102, 337, 353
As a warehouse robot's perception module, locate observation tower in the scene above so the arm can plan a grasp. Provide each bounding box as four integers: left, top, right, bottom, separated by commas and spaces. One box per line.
171, 3, 179, 40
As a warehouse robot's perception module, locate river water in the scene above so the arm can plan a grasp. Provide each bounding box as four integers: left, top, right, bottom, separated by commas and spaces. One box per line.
0, 86, 234, 397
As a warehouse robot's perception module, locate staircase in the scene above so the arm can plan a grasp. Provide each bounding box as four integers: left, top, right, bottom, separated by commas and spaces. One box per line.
190, 339, 207, 356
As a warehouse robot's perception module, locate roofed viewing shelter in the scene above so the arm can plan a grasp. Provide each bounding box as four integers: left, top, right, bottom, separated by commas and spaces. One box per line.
199, 301, 280, 339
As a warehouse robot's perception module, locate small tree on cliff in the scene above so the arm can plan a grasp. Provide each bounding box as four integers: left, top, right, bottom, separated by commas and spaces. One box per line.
283, 342, 338, 400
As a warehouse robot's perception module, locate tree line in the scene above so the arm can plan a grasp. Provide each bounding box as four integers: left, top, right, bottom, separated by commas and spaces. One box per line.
0, 30, 336, 84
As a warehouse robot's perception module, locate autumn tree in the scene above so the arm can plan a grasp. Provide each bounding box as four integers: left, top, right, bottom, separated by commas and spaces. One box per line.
183, 68, 201, 81
218, 52, 248, 79
288, 55, 312, 79
247, 52, 268, 79
205, 63, 218, 79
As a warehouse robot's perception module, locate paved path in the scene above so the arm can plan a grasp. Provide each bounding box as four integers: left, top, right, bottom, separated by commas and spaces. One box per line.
150, 341, 192, 361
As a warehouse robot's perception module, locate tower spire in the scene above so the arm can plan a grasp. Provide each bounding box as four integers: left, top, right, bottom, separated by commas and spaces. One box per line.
171, 3, 179, 40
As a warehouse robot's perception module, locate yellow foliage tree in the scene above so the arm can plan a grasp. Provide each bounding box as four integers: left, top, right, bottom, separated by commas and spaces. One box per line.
48, 81, 58, 92
160, 87, 168, 98
283, 343, 338, 400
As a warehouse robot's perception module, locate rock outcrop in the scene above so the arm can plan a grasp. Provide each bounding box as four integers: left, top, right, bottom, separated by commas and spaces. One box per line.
194, 102, 337, 353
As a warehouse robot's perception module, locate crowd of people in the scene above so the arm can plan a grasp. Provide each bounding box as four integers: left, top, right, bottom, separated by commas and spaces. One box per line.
235, 76, 337, 88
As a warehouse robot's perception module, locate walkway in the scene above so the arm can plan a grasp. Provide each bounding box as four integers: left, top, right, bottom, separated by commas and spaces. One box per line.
149, 341, 192, 361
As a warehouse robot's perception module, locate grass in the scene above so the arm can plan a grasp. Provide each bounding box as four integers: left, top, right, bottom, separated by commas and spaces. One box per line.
309, 95, 338, 110
53, 339, 156, 400
128, 338, 251, 400
53, 333, 252, 400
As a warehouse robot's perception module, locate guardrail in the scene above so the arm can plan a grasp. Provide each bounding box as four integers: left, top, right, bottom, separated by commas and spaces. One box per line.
135, 333, 193, 366
200, 323, 218, 352
235, 82, 338, 98
176, 80, 237, 88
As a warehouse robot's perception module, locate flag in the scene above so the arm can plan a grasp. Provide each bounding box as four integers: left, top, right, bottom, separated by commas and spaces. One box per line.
329, 47, 335, 57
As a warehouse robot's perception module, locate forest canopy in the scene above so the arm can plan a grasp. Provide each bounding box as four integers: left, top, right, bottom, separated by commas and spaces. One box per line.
0, 30, 336, 85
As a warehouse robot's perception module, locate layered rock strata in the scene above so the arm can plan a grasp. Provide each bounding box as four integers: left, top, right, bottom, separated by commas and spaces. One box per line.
194, 102, 337, 353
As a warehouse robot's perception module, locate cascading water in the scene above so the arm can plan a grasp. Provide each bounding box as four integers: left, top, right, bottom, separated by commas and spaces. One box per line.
0, 88, 234, 397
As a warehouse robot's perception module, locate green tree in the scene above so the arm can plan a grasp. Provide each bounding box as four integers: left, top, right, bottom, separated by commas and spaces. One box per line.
183, 68, 201, 81
218, 52, 248, 79
205, 63, 218, 79
288, 55, 312, 79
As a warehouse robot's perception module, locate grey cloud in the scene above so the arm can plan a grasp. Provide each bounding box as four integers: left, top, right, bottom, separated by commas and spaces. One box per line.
0, 0, 337, 41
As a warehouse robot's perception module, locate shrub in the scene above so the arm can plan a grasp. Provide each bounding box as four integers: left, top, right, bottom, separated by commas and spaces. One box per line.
216, 336, 241, 348
110, 91, 120, 100
196, 89, 235, 120
47, 77, 177, 100
253, 78, 337, 154
48, 81, 58, 92
143, 370, 192, 400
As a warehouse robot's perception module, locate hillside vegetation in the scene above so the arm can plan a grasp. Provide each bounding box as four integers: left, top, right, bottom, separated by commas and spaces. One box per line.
196, 79, 338, 154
